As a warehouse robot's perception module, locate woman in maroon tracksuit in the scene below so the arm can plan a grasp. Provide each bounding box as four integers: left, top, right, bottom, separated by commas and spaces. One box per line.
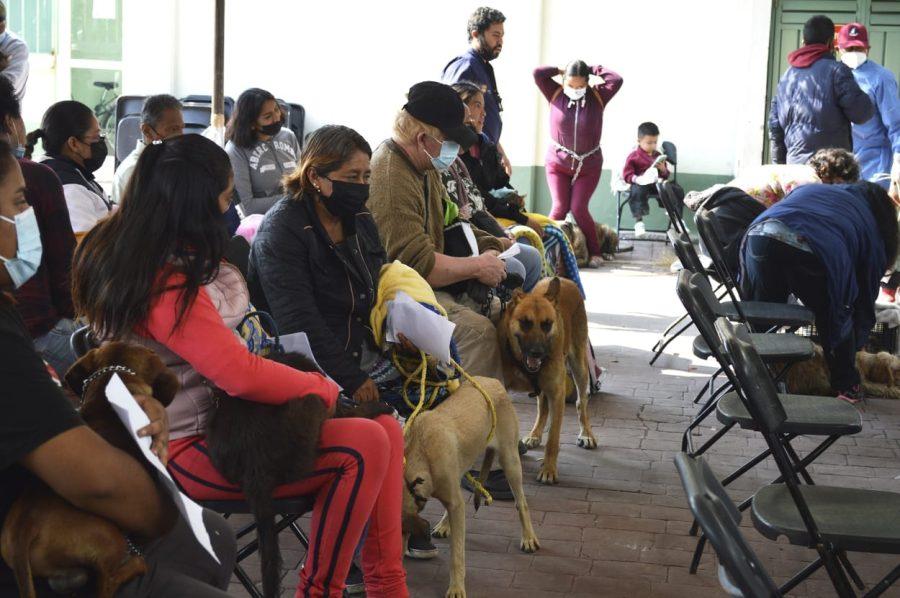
534, 61, 623, 268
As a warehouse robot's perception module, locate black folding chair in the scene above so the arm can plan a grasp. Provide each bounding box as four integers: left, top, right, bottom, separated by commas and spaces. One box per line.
657, 180, 687, 235
675, 452, 782, 598
695, 208, 745, 307
675, 270, 815, 452
718, 317, 900, 597
680, 314, 861, 573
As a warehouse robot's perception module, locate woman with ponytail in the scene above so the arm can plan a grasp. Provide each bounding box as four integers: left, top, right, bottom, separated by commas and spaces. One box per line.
72, 134, 407, 598
534, 60, 623, 267
26, 100, 112, 240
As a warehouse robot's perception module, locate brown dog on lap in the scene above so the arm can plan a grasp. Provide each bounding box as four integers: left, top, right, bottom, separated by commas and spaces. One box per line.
205, 351, 392, 598
1, 342, 180, 598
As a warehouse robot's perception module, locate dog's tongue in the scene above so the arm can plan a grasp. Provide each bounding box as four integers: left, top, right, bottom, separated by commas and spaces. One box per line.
526, 356, 542, 371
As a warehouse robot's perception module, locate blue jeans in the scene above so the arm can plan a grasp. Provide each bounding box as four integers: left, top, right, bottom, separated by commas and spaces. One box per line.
32, 318, 78, 378
508, 241, 543, 291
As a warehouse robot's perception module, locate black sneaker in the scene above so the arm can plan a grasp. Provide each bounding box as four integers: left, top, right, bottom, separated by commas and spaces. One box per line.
461, 469, 514, 501
344, 562, 365, 595
405, 527, 438, 560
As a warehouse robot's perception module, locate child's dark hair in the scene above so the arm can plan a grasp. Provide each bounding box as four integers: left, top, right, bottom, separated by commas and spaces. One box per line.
565, 60, 589, 79
808, 148, 860, 184
638, 122, 660, 138
25, 100, 94, 159
803, 15, 835, 46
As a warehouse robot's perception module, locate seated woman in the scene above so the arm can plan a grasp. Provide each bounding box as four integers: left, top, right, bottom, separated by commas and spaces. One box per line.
71, 134, 407, 598
248, 124, 450, 559
25, 101, 112, 240
225, 88, 301, 216
452, 81, 545, 236
0, 138, 237, 598
741, 182, 897, 403
0, 77, 78, 376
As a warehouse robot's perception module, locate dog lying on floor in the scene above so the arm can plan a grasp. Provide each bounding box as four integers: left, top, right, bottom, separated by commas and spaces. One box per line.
1, 342, 180, 598
499, 277, 596, 484
402, 376, 539, 598
561, 221, 619, 267
783, 344, 900, 399
205, 351, 392, 598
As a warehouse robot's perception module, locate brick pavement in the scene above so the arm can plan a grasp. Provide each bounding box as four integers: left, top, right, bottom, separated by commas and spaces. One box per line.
227, 240, 900, 597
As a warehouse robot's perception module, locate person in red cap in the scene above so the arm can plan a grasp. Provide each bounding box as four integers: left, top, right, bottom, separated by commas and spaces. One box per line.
837, 21, 900, 183
769, 14, 874, 164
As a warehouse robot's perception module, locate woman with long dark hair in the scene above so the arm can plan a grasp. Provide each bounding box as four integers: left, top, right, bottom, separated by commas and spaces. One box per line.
534, 60, 623, 267
225, 87, 300, 216
25, 100, 112, 239
72, 134, 407, 598
741, 181, 898, 403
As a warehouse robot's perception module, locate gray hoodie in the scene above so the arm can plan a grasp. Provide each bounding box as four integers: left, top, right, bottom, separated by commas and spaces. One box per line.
225, 127, 300, 216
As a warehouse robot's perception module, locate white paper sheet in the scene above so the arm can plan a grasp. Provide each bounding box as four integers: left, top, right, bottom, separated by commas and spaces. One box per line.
498, 243, 520, 260
460, 222, 479, 257
105, 375, 220, 563
385, 291, 456, 364
279, 331, 342, 389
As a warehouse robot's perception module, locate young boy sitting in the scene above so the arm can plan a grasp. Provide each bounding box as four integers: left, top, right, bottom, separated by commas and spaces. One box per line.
622, 122, 669, 237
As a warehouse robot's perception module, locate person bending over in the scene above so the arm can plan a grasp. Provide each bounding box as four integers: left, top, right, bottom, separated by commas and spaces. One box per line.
72, 134, 407, 598
741, 182, 897, 403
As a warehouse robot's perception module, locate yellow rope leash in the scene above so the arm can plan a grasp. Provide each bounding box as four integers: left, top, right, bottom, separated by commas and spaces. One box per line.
394, 351, 499, 506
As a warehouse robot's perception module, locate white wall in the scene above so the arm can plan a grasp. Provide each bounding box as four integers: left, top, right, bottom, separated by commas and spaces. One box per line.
120, 0, 773, 177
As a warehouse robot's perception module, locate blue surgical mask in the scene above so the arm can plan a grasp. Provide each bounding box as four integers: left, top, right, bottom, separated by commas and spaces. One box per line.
424, 135, 460, 172
0, 207, 43, 288
12, 146, 25, 159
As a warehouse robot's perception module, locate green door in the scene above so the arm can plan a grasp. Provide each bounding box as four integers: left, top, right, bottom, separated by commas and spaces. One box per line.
764, 0, 900, 162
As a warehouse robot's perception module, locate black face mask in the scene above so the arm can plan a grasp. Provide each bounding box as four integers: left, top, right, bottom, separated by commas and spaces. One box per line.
259, 121, 282, 136
81, 138, 108, 173
322, 178, 369, 218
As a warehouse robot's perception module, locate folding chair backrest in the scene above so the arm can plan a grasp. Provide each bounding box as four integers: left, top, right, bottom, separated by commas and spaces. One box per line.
658, 181, 687, 234
695, 209, 736, 287
715, 317, 787, 434
674, 453, 780, 598
661, 140, 677, 168
181, 103, 213, 135
669, 230, 705, 275
115, 95, 147, 129
676, 270, 723, 360
115, 115, 141, 165
180, 94, 235, 121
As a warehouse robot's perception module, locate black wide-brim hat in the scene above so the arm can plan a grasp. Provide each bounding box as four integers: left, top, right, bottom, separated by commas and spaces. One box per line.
403, 81, 479, 149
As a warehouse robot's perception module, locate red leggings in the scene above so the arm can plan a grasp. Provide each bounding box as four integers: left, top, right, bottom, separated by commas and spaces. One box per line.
168, 415, 407, 598
546, 160, 603, 257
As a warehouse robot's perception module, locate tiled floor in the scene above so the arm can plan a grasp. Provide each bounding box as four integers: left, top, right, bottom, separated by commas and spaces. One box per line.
227, 240, 900, 597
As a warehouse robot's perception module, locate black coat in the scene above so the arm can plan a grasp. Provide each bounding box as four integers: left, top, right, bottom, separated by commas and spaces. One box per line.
460, 136, 529, 225
248, 195, 386, 394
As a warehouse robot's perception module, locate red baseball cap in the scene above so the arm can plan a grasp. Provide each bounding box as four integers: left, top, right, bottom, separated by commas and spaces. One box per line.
838, 22, 869, 50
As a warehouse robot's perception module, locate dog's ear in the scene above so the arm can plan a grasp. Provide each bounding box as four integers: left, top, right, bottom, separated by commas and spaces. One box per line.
544, 277, 561, 304
506, 287, 526, 311
151, 365, 180, 407
64, 350, 98, 396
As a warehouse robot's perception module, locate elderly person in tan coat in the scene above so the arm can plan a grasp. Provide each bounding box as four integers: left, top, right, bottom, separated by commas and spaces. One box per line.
368, 81, 507, 383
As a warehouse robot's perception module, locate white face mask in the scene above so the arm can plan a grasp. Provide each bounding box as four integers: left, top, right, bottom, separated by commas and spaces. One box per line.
0, 207, 43, 288
563, 86, 587, 101
840, 51, 867, 69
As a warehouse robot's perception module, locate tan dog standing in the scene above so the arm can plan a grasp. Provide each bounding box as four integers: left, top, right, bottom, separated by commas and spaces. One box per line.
499, 277, 596, 484
402, 377, 539, 598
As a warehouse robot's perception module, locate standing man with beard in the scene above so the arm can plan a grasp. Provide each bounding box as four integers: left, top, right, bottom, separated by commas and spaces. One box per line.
442, 7, 511, 175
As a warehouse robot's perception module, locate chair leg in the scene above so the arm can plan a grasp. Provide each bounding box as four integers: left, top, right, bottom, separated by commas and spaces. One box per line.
779, 557, 824, 595
234, 562, 265, 598
289, 518, 310, 549
688, 534, 706, 574
864, 564, 900, 598
838, 551, 867, 591
650, 319, 692, 366
821, 547, 857, 598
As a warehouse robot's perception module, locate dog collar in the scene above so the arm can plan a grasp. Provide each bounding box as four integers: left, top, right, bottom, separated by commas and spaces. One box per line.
80, 365, 138, 397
